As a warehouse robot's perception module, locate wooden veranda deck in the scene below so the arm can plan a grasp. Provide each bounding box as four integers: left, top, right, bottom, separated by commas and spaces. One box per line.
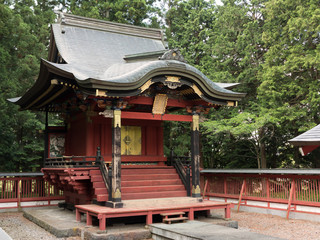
75, 197, 233, 230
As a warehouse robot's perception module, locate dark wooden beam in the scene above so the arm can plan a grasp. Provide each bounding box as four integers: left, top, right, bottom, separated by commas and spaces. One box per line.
191, 114, 201, 198
111, 109, 122, 203
44, 107, 49, 164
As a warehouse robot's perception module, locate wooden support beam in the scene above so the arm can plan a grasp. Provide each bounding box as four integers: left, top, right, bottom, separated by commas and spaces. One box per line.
127, 96, 209, 108
225, 205, 231, 219
191, 114, 201, 198
237, 179, 246, 212
121, 111, 192, 122
286, 179, 295, 219
202, 179, 209, 200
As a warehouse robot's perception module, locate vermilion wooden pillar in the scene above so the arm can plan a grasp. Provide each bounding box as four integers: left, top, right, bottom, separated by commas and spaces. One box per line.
112, 109, 122, 203
191, 114, 201, 198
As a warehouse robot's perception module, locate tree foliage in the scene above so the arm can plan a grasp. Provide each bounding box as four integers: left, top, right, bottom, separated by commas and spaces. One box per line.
0, 2, 50, 171
164, 0, 320, 169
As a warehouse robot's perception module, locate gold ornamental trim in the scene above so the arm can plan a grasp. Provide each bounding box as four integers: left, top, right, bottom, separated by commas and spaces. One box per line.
139, 79, 153, 93
37, 86, 68, 108
227, 101, 234, 106
165, 76, 181, 83
152, 94, 168, 115
113, 109, 121, 128
191, 84, 203, 98
112, 188, 121, 199
25, 79, 59, 109
96, 89, 107, 97
192, 185, 201, 195
192, 114, 200, 131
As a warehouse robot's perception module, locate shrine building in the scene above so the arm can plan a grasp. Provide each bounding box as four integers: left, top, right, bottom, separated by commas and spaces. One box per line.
10, 12, 245, 227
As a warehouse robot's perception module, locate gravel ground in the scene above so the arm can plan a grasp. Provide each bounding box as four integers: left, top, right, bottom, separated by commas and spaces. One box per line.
0, 212, 80, 240
230, 210, 320, 240
1, 210, 320, 239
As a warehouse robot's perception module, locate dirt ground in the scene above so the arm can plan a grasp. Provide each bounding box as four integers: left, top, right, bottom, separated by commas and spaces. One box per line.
0, 210, 320, 240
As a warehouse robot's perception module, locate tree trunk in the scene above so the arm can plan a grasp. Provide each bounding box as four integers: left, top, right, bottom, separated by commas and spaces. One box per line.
260, 141, 267, 169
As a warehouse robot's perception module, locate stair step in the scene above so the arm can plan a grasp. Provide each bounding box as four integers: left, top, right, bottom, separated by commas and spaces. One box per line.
122, 185, 185, 193
90, 169, 101, 175
95, 188, 108, 194
122, 165, 174, 169
91, 175, 103, 182
93, 182, 106, 188
122, 190, 187, 200
122, 174, 180, 181
122, 179, 183, 187
122, 168, 177, 175
160, 212, 185, 217
163, 217, 188, 224
96, 194, 108, 202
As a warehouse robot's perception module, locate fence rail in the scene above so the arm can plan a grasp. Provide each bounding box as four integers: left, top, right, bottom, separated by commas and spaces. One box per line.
201, 170, 320, 218
0, 175, 64, 209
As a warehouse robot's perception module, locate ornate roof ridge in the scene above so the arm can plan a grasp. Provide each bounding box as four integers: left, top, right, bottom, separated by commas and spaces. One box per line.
55, 11, 164, 41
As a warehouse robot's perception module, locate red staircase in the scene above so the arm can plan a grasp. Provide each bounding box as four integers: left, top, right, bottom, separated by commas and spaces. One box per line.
43, 165, 187, 205
91, 166, 187, 202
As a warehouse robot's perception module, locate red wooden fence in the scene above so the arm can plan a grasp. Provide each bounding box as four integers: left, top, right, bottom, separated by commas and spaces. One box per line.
201, 170, 320, 218
0, 175, 64, 209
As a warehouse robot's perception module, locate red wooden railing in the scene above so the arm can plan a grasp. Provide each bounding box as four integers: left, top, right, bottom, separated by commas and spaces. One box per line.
0, 174, 64, 209
201, 170, 320, 219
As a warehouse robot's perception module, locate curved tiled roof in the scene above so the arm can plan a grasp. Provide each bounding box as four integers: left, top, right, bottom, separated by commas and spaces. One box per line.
11, 12, 245, 109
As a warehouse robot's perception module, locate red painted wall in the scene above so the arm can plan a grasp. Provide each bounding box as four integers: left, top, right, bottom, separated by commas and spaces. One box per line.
65, 114, 166, 162
65, 113, 87, 156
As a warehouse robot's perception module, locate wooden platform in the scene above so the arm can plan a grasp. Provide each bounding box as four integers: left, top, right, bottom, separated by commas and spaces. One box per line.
75, 197, 233, 230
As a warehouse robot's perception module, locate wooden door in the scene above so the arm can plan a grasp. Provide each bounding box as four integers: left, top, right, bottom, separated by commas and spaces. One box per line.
121, 126, 141, 155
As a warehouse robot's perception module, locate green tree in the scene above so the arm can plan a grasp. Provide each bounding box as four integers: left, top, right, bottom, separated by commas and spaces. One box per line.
258, 0, 320, 167
0, 2, 56, 171
165, 0, 272, 168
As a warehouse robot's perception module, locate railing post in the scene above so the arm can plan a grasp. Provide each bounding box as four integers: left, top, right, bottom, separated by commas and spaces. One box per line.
186, 166, 191, 196
287, 179, 295, 219
224, 176, 227, 202
169, 148, 174, 166
96, 147, 101, 164
237, 179, 246, 212
17, 178, 21, 210
266, 177, 270, 209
